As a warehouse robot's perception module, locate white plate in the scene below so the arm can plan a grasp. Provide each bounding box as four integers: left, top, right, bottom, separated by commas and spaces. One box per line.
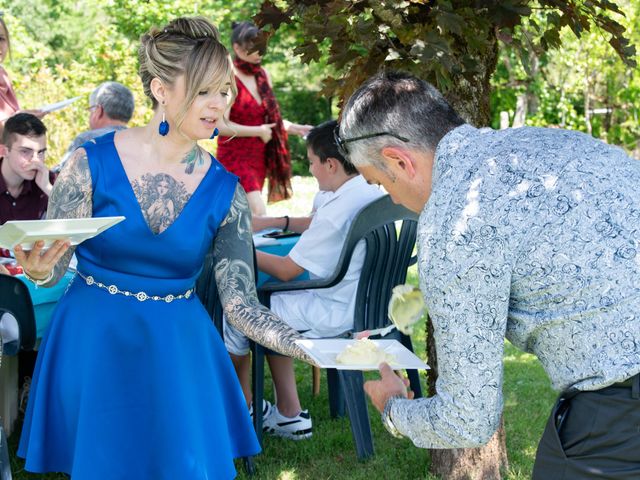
37, 96, 82, 113
0, 216, 125, 249
295, 339, 430, 371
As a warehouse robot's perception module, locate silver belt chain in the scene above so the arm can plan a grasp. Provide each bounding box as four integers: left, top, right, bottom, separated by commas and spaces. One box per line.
76, 271, 194, 303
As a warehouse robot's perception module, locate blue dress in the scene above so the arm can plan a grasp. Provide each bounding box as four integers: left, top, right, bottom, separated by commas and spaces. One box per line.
18, 132, 260, 479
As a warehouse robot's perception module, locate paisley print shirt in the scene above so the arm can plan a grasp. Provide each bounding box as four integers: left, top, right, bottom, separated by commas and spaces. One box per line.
389, 124, 640, 448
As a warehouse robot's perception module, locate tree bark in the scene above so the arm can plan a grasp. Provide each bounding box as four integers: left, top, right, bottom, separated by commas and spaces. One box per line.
425, 30, 509, 480
426, 317, 509, 480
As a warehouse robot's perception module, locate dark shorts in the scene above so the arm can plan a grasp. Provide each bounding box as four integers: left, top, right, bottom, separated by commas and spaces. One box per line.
533, 374, 640, 479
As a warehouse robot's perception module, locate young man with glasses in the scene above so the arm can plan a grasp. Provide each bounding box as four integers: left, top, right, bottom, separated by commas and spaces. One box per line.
0, 112, 56, 416
0, 112, 54, 224
340, 71, 640, 479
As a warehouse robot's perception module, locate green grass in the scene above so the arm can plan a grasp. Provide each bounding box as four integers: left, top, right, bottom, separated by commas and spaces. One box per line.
7, 177, 558, 479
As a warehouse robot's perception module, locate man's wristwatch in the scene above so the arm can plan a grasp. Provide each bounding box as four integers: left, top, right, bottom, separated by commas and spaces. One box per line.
381, 395, 405, 439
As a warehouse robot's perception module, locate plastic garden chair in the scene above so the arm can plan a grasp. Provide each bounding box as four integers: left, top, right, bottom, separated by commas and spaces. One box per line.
0, 274, 38, 479
253, 195, 423, 459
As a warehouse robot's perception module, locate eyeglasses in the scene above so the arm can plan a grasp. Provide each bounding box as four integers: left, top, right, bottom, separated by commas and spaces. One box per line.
10, 147, 47, 161
333, 125, 409, 158
87, 104, 100, 112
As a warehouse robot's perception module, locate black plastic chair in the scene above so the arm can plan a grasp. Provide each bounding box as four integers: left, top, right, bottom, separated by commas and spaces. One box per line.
0, 274, 37, 356
0, 422, 10, 480
195, 245, 257, 476
0, 274, 37, 480
253, 195, 423, 459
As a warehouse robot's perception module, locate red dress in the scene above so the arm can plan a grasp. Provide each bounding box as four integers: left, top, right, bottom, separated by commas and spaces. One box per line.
217, 77, 267, 194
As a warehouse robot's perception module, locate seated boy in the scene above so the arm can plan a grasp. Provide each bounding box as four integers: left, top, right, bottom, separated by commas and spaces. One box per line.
224, 119, 383, 439
251, 189, 333, 234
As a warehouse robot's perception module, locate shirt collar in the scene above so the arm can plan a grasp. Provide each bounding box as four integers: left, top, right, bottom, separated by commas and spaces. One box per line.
333, 174, 366, 198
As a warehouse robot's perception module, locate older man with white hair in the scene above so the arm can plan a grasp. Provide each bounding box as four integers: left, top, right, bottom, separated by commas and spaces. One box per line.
337, 71, 640, 479
56, 81, 134, 170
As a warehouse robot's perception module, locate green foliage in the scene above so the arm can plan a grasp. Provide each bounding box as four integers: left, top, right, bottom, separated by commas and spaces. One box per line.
491, 1, 640, 153
275, 87, 332, 175
256, 0, 636, 109
2, 3, 329, 171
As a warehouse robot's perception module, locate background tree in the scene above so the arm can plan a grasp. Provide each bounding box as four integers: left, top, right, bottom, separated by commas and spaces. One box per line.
254, 1, 636, 479
2, 0, 327, 172
492, 0, 639, 155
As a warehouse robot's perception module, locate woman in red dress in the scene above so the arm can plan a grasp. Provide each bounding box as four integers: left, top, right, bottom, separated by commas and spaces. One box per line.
217, 21, 311, 216
0, 15, 46, 137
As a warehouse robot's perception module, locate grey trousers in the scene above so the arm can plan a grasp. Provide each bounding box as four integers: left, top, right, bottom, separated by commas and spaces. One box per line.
532, 374, 640, 479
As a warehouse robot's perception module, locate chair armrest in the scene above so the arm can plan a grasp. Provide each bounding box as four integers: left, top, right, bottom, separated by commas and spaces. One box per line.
258, 276, 338, 295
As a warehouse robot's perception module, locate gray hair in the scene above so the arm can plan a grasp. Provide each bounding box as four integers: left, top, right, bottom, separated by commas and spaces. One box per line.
340, 71, 464, 169
90, 81, 135, 123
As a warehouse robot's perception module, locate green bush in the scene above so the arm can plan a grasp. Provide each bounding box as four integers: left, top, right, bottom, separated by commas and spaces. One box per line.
275, 87, 332, 176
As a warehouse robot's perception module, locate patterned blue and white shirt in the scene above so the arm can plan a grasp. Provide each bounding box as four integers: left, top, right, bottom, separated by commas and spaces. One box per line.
389, 124, 640, 448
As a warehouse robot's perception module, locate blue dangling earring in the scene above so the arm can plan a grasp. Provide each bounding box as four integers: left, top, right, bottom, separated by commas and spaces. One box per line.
158, 108, 169, 136
210, 127, 219, 139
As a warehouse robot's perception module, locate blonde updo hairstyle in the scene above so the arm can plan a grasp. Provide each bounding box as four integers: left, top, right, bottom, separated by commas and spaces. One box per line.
138, 17, 236, 132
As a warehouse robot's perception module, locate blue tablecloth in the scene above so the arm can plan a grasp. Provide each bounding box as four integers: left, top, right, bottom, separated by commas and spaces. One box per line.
254, 233, 306, 285
17, 271, 75, 340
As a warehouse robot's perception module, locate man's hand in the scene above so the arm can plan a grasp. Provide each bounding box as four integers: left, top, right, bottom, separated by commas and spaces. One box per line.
364, 362, 414, 413
32, 161, 53, 196
0, 264, 9, 275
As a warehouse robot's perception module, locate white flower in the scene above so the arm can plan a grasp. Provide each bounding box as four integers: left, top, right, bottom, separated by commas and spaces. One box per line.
387, 284, 425, 335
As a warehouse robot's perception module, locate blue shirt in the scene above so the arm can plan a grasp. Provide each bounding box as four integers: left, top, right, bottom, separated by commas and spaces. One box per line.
390, 124, 640, 448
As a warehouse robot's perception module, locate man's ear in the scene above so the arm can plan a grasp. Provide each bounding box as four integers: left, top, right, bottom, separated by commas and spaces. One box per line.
0, 144, 7, 158
95, 104, 105, 120
381, 146, 417, 178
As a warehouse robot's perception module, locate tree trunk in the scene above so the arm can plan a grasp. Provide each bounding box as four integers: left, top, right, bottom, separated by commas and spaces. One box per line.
425, 30, 509, 480
426, 317, 509, 480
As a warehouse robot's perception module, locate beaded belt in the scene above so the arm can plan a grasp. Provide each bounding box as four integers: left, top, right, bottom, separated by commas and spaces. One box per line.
76, 271, 194, 303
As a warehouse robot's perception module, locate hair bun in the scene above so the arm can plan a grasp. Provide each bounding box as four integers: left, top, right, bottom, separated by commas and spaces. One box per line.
231, 21, 240, 29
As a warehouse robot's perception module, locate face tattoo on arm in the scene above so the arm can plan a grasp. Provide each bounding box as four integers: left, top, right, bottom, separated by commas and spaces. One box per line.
44, 147, 94, 285
213, 184, 314, 363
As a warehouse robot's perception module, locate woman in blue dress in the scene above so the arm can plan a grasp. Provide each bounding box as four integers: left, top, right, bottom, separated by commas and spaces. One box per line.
13, 16, 312, 479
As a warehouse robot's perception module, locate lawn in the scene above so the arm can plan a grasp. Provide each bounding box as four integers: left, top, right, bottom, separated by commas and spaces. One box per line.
6, 176, 558, 479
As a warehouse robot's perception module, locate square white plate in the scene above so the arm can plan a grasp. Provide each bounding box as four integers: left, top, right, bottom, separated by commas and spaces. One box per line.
0, 216, 125, 249
295, 339, 429, 371
37, 96, 82, 113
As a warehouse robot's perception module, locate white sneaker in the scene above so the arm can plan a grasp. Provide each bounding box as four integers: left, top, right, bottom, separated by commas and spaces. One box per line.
249, 399, 273, 420
263, 406, 313, 440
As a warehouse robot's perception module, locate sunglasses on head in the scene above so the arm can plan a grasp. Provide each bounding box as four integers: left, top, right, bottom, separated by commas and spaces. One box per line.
333, 125, 409, 158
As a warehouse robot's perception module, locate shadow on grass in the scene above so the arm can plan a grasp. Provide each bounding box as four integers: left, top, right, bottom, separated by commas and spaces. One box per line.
7, 263, 556, 480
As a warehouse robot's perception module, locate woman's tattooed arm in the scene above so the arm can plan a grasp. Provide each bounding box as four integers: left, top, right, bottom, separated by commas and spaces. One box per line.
42, 147, 93, 285
213, 185, 314, 363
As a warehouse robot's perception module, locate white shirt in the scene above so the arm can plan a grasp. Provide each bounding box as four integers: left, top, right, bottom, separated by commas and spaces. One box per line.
271, 175, 383, 337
